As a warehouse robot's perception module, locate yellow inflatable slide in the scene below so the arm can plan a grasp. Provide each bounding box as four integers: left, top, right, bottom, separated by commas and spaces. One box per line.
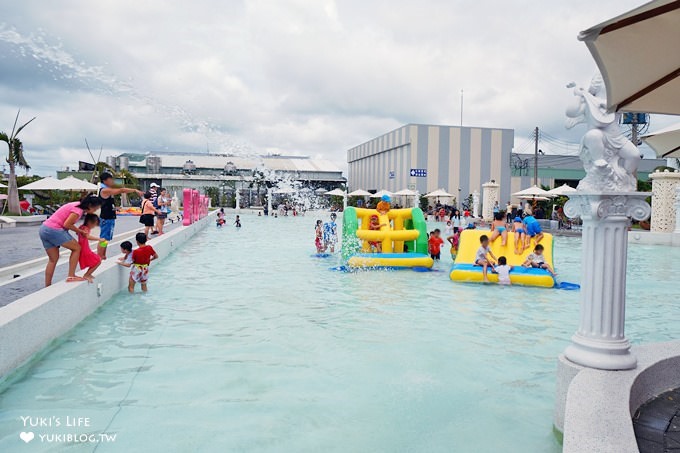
450, 229, 555, 287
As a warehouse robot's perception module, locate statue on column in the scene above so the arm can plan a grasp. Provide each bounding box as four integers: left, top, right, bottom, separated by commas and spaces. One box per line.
565, 74, 640, 192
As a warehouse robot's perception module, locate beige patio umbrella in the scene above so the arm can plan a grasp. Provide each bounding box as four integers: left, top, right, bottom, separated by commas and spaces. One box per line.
0, 182, 6, 188
578, 0, 680, 115
347, 189, 371, 197
642, 121, 680, 157
325, 188, 346, 196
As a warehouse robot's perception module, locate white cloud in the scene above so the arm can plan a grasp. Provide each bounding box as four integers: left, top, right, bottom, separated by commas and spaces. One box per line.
0, 0, 668, 176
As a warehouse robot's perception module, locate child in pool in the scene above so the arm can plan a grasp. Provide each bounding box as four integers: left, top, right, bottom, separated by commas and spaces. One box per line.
512, 216, 526, 255
315, 220, 324, 253
323, 213, 338, 253
117, 241, 134, 268
475, 234, 497, 283
129, 232, 158, 293
234, 215, 241, 228
447, 230, 461, 260
494, 256, 512, 285
522, 244, 556, 276
489, 212, 508, 246
523, 214, 543, 248
428, 228, 444, 260
368, 214, 386, 252
376, 194, 391, 216
77, 213, 104, 283
217, 208, 226, 227
444, 220, 454, 237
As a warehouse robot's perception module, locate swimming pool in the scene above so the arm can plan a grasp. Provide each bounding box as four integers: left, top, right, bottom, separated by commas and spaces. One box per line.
1, 215, 679, 452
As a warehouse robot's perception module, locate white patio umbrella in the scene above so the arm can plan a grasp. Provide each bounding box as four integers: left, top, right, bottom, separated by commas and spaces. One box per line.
369, 189, 393, 198
347, 189, 371, 197
19, 176, 70, 191
513, 185, 554, 198
578, 0, 680, 115
314, 187, 327, 194
60, 176, 99, 191
642, 121, 680, 158
0, 182, 6, 188
325, 188, 346, 196
518, 195, 551, 201
548, 184, 578, 196
393, 189, 416, 196
424, 188, 454, 198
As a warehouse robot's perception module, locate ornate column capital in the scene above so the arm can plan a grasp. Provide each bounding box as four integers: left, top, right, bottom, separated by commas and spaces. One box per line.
563, 193, 650, 222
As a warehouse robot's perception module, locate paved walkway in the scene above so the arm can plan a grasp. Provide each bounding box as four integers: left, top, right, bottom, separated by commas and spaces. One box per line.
0, 216, 181, 307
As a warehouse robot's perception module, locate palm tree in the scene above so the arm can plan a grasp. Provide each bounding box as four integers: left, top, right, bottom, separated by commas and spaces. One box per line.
1, 111, 36, 214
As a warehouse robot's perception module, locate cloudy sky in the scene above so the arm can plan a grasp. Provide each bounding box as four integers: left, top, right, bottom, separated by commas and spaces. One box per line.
0, 0, 671, 176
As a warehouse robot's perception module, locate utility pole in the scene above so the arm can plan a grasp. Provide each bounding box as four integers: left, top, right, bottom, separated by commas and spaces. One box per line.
460, 89, 464, 127
631, 115, 638, 147
534, 126, 539, 186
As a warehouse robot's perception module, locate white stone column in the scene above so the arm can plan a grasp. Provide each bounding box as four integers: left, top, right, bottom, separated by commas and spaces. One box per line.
342, 192, 347, 210
235, 191, 241, 212
563, 193, 650, 370
649, 169, 680, 232
482, 181, 500, 221
472, 190, 480, 218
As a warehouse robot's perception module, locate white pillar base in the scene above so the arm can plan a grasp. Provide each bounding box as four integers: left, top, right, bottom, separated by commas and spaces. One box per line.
563, 192, 650, 371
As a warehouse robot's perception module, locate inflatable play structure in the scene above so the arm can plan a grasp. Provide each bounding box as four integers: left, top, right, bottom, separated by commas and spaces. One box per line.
450, 229, 555, 287
342, 206, 434, 269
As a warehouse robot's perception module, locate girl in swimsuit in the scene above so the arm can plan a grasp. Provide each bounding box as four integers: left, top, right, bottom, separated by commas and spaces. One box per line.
512, 216, 526, 255
315, 220, 324, 253
489, 212, 508, 247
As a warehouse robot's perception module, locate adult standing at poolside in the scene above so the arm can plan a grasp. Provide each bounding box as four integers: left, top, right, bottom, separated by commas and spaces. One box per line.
148, 182, 159, 235
97, 171, 144, 259
39, 195, 103, 286
155, 188, 170, 235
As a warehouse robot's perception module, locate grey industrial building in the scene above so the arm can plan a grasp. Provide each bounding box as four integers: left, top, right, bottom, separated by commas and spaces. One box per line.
347, 124, 515, 204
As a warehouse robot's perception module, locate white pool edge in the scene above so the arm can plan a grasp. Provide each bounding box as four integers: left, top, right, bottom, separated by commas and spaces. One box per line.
0, 212, 213, 379
554, 340, 680, 452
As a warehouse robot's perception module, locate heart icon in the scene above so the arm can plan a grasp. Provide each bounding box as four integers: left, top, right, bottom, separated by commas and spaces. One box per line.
20, 432, 34, 443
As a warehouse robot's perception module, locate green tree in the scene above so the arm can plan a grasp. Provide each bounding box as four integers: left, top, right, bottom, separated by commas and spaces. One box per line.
1, 111, 36, 214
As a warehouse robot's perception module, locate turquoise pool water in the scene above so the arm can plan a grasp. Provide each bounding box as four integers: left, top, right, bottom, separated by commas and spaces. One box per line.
1, 215, 679, 452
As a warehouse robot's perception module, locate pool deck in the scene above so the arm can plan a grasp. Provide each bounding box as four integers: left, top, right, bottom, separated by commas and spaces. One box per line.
556, 341, 680, 453
0, 212, 213, 378
0, 217, 182, 306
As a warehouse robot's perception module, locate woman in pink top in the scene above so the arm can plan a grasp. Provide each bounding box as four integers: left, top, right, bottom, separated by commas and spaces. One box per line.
39, 195, 103, 286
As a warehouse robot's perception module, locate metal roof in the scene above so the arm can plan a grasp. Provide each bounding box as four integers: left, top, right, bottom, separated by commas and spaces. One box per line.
118, 153, 342, 173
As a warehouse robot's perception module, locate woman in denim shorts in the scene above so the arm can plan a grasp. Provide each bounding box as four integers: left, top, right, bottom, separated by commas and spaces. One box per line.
39, 195, 103, 286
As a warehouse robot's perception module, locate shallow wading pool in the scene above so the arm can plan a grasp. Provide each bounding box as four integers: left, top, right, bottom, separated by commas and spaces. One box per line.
1, 215, 679, 452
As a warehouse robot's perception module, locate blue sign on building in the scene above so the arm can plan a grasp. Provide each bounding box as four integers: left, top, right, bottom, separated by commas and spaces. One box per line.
388, 171, 395, 179
410, 168, 427, 177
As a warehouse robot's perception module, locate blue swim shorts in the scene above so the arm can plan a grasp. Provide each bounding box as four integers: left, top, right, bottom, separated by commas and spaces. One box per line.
526, 221, 542, 236
39, 224, 75, 249
100, 219, 115, 241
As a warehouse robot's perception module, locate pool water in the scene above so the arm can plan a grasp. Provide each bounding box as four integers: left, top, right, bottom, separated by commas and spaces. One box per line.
1, 215, 679, 452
